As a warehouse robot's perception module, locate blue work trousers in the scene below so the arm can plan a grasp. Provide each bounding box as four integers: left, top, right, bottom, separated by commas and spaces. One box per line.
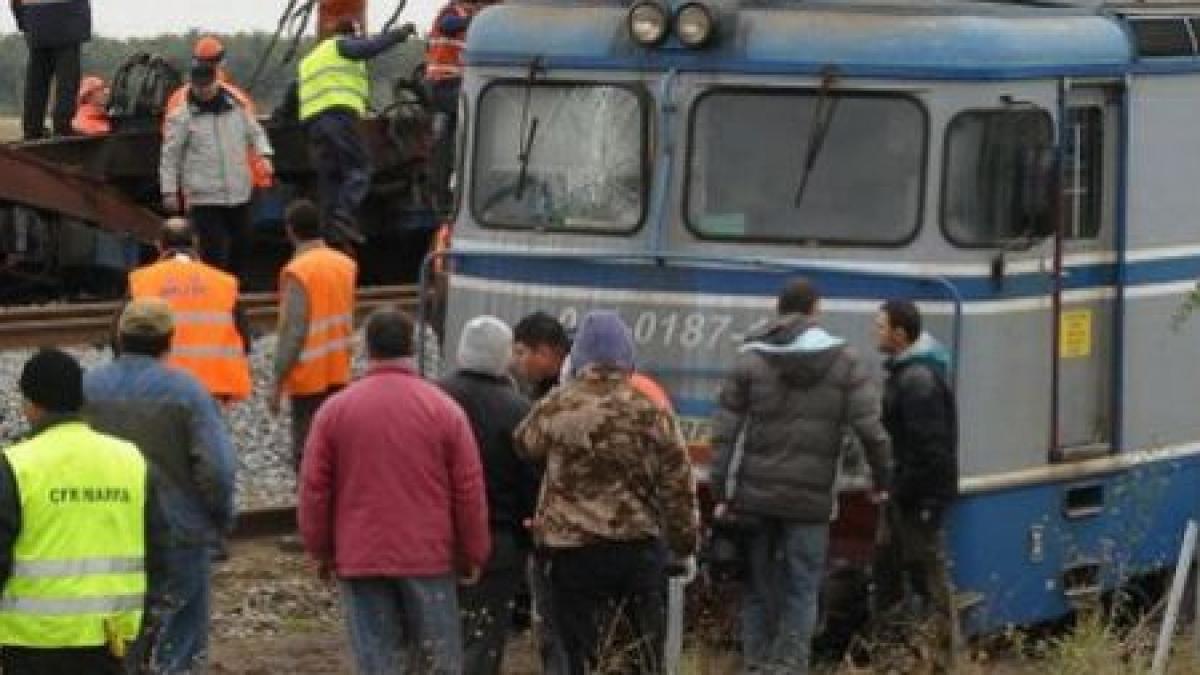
307, 110, 372, 228
741, 520, 828, 675
139, 545, 212, 674
339, 575, 462, 675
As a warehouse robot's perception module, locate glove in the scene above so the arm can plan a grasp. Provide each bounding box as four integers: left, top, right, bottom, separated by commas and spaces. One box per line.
398, 23, 417, 40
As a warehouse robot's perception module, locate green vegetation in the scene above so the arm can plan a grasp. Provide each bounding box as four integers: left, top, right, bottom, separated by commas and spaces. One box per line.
0, 31, 426, 116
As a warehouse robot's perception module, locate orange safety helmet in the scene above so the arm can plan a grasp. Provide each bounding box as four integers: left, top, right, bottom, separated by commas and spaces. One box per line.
77, 75, 107, 105
193, 35, 225, 62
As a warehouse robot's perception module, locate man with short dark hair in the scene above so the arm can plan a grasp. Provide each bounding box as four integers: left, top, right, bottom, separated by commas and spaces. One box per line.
710, 277, 892, 674
84, 298, 237, 674
513, 311, 571, 401
270, 199, 357, 470
874, 299, 958, 658
300, 309, 490, 675
0, 348, 165, 675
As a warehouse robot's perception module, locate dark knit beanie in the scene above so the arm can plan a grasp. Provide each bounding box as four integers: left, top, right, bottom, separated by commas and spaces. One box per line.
19, 348, 84, 414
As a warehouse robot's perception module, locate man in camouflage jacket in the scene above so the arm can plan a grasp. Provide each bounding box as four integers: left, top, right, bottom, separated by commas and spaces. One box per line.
516, 310, 698, 675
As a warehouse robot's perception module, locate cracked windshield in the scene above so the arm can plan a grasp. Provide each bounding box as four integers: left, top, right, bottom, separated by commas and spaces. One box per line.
473, 84, 644, 231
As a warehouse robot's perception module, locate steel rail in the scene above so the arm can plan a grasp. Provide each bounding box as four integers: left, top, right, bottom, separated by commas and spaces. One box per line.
0, 284, 418, 350
231, 505, 298, 540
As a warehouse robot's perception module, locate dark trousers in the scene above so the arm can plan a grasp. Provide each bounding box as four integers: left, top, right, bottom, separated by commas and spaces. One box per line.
189, 203, 251, 279
429, 80, 460, 211
2, 646, 123, 674
549, 539, 667, 675
290, 386, 341, 470
460, 528, 528, 675
874, 505, 957, 669
308, 111, 371, 229
23, 43, 81, 139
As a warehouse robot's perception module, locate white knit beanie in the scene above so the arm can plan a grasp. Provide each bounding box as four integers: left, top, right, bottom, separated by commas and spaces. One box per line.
457, 316, 514, 377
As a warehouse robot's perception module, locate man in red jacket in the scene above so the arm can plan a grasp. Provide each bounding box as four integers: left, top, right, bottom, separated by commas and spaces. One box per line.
298, 309, 490, 675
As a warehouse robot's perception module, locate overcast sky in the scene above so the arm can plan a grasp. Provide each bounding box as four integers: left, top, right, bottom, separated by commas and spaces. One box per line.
2, 0, 441, 38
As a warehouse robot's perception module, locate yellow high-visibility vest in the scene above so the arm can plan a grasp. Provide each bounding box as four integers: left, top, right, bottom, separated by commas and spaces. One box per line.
0, 421, 147, 648
299, 38, 369, 122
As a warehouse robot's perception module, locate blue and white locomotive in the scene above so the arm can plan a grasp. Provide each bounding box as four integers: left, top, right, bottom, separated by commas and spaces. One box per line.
431, 0, 1200, 634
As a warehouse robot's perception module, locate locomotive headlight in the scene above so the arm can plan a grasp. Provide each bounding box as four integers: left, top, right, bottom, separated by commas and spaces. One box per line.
675, 3, 715, 48
628, 2, 670, 46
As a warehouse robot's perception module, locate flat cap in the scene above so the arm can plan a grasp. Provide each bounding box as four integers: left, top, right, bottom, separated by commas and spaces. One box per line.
119, 297, 175, 337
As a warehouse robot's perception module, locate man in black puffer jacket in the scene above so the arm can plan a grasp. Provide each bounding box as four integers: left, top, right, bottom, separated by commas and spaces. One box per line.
711, 278, 892, 674
438, 315, 539, 675
11, 0, 90, 139
874, 299, 958, 662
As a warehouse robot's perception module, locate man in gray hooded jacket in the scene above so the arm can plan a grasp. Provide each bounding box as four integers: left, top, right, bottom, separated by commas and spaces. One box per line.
710, 278, 892, 674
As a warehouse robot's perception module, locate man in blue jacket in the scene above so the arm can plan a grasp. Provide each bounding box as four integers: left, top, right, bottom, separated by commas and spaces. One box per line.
10, 0, 91, 139
83, 298, 237, 675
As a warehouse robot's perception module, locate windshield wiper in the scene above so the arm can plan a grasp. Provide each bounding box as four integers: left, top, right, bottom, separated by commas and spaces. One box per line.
793, 69, 840, 208
515, 56, 543, 199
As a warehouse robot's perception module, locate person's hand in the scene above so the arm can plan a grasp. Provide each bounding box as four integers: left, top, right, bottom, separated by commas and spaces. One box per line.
267, 385, 284, 416
459, 563, 483, 586
260, 157, 275, 178
869, 490, 890, 505
314, 559, 334, 583
162, 193, 181, 214
712, 502, 728, 520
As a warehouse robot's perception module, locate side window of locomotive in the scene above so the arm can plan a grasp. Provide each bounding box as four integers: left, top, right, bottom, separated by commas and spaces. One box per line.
471, 83, 646, 232
1062, 106, 1103, 240
686, 89, 925, 245
943, 109, 1054, 245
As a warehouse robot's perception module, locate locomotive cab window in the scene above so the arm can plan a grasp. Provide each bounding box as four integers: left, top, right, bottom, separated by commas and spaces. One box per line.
943, 109, 1054, 245
1063, 106, 1103, 240
685, 89, 925, 245
471, 83, 646, 232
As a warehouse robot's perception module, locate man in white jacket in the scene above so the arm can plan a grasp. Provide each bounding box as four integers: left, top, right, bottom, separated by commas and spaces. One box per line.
161, 61, 273, 280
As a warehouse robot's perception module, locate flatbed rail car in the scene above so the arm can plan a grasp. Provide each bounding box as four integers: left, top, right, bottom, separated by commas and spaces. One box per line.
431, 0, 1200, 634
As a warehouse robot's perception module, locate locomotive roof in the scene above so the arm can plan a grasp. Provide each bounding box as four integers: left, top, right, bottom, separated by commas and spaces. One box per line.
463, 0, 1199, 80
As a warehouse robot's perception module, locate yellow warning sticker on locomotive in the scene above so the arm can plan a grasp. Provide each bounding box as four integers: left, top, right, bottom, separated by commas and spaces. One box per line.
1060, 309, 1092, 358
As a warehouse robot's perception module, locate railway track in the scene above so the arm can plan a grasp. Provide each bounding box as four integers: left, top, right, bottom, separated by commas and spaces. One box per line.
0, 284, 418, 349
232, 505, 297, 540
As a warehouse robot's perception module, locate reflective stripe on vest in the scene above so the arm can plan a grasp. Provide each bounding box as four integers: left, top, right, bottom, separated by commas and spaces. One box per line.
281, 246, 357, 395
0, 422, 147, 648
129, 257, 252, 400
426, 8, 469, 82
299, 39, 369, 121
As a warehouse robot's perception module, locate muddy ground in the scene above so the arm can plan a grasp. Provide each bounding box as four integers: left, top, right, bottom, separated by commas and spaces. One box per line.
209, 539, 1199, 674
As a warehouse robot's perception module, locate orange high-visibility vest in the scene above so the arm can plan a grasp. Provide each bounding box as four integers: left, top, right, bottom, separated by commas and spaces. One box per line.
163, 79, 273, 189
425, 3, 473, 82
631, 373, 673, 412
280, 245, 357, 396
129, 256, 252, 400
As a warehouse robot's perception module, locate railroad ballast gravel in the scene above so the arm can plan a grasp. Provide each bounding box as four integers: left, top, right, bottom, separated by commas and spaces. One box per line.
0, 335, 370, 509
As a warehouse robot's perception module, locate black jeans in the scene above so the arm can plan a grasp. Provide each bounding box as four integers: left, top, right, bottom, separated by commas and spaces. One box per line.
2, 646, 123, 675
307, 111, 371, 229
23, 43, 81, 139
549, 539, 667, 675
289, 386, 341, 470
188, 203, 251, 279
460, 528, 529, 675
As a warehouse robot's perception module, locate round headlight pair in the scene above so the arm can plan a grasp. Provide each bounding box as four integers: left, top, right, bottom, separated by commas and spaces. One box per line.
627, 2, 715, 48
